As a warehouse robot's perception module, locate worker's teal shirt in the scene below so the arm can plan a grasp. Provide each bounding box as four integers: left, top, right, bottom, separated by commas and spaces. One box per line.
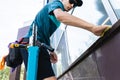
25, 0, 65, 45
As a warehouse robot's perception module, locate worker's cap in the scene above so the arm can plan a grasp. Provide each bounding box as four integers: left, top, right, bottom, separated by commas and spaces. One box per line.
69, 0, 83, 7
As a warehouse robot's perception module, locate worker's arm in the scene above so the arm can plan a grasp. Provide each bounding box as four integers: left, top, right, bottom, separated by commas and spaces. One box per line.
53, 8, 95, 32
53, 8, 110, 36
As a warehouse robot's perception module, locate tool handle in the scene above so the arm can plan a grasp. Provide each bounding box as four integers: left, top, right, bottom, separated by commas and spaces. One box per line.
36, 41, 54, 52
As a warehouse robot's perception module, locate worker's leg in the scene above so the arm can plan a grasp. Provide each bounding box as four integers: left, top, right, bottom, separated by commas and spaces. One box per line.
37, 47, 56, 80
43, 76, 57, 80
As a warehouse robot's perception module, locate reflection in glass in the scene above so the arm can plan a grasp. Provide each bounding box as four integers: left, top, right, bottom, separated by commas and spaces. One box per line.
109, 0, 120, 18
50, 0, 112, 77
59, 54, 105, 80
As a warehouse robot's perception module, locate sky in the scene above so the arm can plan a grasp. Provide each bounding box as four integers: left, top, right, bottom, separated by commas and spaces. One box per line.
0, 0, 44, 57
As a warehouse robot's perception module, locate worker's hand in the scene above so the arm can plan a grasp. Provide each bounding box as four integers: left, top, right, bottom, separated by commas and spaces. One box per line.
50, 52, 58, 64
92, 25, 111, 36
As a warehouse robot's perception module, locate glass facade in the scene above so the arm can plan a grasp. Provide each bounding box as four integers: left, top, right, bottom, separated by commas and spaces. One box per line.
109, 0, 120, 18
50, 0, 114, 77
101, 0, 120, 24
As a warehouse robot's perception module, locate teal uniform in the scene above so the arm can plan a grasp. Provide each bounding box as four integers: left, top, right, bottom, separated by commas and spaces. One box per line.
25, 0, 65, 46
24, 0, 65, 79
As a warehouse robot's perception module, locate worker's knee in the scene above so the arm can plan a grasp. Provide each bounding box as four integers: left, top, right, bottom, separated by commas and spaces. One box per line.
43, 76, 57, 80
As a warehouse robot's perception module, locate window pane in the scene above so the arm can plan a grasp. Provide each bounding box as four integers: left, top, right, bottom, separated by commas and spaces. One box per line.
51, 0, 112, 77
66, 0, 111, 64
109, 0, 120, 18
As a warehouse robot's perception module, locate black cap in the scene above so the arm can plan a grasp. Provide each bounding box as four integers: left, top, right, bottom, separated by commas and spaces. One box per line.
76, 0, 83, 7
69, 0, 83, 7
